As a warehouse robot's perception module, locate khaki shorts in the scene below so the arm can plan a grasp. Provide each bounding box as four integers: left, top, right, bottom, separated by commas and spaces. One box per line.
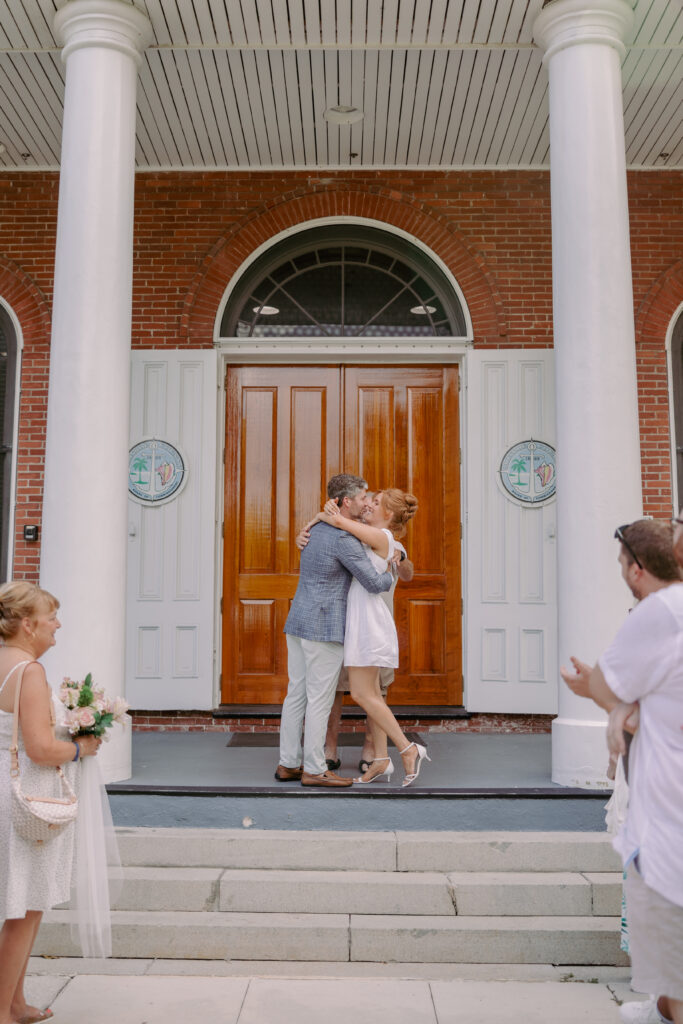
336, 665, 394, 696
625, 860, 683, 1000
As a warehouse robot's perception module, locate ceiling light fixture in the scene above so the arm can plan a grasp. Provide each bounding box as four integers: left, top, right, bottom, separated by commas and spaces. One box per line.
410, 305, 436, 315
253, 305, 279, 315
323, 105, 364, 125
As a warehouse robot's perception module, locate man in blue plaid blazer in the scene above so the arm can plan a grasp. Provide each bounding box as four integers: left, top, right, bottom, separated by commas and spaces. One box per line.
276, 473, 393, 787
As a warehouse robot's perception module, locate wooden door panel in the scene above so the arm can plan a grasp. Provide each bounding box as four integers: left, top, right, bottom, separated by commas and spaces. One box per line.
223, 366, 340, 704
240, 388, 276, 572
223, 364, 461, 706
343, 366, 462, 705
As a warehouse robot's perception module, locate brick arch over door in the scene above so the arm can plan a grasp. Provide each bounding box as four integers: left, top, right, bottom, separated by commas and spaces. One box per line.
0, 257, 52, 580
635, 260, 683, 516
181, 188, 507, 346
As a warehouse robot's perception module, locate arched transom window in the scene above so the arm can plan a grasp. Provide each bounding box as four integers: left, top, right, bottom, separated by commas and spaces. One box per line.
219, 225, 467, 339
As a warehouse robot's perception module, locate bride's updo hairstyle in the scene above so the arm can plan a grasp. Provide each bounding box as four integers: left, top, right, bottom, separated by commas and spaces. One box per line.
380, 489, 418, 539
0, 581, 59, 642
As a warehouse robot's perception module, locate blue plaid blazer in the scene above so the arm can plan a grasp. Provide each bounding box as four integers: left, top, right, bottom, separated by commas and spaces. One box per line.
284, 522, 393, 643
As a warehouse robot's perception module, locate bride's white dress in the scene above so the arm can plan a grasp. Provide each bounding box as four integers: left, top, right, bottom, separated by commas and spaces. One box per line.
344, 528, 399, 668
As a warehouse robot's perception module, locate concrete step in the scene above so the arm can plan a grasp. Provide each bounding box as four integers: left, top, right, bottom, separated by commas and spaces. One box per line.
36, 911, 349, 961
350, 915, 628, 965
112, 867, 454, 915
395, 833, 621, 873
115, 828, 621, 873
112, 867, 622, 918
447, 871, 622, 917
36, 910, 629, 965
37, 830, 627, 966
219, 869, 456, 916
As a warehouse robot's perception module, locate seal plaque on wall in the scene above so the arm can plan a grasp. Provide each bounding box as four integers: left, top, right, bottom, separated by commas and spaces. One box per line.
128, 438, 187, 505
499, 439, 556, 506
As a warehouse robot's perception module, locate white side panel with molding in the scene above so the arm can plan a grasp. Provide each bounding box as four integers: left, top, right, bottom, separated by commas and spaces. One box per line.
126, 351, 218, 709
465, 350, 557, 713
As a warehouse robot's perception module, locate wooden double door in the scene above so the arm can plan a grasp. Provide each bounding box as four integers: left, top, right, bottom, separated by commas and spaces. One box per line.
222, 365, 462, 706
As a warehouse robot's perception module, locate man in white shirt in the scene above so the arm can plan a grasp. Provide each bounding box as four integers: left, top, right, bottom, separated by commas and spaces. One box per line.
574, 519, 683, 1024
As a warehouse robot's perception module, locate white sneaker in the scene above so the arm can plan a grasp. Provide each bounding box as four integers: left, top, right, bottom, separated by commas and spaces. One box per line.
619, 998, 672, 1024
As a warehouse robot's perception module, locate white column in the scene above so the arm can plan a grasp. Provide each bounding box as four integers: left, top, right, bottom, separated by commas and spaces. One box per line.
534, 0, 642, 788
40, 0, 152, 782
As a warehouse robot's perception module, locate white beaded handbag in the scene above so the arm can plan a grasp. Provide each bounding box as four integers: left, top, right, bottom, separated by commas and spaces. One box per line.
9, 661, 79, 844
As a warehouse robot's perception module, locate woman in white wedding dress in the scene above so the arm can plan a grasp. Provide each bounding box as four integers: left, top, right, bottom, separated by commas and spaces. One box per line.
0, 582, 102, 1024
314, 489, 431, 787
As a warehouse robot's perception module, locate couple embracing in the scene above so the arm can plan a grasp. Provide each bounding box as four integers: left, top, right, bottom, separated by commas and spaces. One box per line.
275, 473, 429, 788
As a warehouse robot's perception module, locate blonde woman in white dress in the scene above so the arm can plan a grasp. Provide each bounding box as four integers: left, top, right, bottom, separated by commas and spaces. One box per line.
0, 582, 102, 1024
313, 489, 430, 786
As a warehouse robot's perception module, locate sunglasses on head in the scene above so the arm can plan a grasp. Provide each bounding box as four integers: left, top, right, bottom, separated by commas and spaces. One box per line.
614, 524, 643, 570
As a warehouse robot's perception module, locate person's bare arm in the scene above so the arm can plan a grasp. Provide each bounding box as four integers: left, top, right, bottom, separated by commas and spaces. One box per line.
560, 656, 593, 699
560, 656, 622, 712
317, 500, 389, 557
295, 526, 311, 551
607, 701, 640, 757
587, 663, 622, 713
18, 664, 101, 765
396, 556, 414, 582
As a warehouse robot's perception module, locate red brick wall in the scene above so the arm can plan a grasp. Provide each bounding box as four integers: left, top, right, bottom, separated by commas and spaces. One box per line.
131, 709, 554, 735
1, 168, 681, 577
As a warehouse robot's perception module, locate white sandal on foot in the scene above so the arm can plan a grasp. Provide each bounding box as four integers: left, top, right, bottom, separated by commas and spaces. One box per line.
354, 756, 394, 784
399, 742, 431, 787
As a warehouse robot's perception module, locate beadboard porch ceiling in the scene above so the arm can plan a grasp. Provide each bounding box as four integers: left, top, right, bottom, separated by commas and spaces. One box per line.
0, 0, 681, 171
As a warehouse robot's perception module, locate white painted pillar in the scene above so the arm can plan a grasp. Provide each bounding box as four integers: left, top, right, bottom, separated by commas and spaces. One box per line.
40, 0, 152, 782
534, 0, 643, 788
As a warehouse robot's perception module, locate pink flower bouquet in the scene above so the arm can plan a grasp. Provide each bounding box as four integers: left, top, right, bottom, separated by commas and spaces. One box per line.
59, 673, 129, 739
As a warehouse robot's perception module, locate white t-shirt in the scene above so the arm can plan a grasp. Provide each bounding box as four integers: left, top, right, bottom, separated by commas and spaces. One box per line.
599, 583, 683, 908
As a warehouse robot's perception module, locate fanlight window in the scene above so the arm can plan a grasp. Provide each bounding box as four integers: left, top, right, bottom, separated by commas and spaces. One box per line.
220, 226, 466, 339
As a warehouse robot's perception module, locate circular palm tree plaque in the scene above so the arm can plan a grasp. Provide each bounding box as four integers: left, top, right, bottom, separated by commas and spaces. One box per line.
128, 439, 186, 505
499, 440, 556, 505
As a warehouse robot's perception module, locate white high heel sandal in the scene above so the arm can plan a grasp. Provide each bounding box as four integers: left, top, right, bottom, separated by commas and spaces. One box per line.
354, 756, 395, 784
399, 742, 431, 787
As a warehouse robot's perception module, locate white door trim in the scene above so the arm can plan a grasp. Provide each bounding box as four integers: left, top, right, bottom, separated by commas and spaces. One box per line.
665, 300, 683, 514
0, 297, 24, 580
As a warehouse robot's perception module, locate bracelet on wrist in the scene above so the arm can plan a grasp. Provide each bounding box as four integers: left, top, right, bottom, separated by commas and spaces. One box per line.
72, 741, 80, 762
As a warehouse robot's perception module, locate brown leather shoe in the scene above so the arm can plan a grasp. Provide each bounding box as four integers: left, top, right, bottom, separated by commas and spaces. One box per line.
301, 770, 353, 788
274, 764, 304, 781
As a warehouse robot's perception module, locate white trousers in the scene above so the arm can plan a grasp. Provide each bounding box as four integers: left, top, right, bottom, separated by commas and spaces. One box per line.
279, 635, 345, 775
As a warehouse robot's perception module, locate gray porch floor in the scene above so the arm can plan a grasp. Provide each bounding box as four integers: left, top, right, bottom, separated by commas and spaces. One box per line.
106, 731, 613, 832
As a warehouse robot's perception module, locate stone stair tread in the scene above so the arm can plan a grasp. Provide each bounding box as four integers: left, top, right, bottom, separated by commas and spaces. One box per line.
115, 828, 396, 870
36, 831, 628, 966
446, 871, 588, 884
445, 872, 593, 916
219, 868, 455, 915
395, 832, 620, 872
350, 915, 628, 966
37, 911, 628, 965
43, 910, 620, 927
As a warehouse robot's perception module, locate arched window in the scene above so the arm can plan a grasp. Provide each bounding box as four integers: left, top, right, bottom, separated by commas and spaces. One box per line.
219, 225, 467, 339
671, 309, 683, 507
0, 305, 18, 580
